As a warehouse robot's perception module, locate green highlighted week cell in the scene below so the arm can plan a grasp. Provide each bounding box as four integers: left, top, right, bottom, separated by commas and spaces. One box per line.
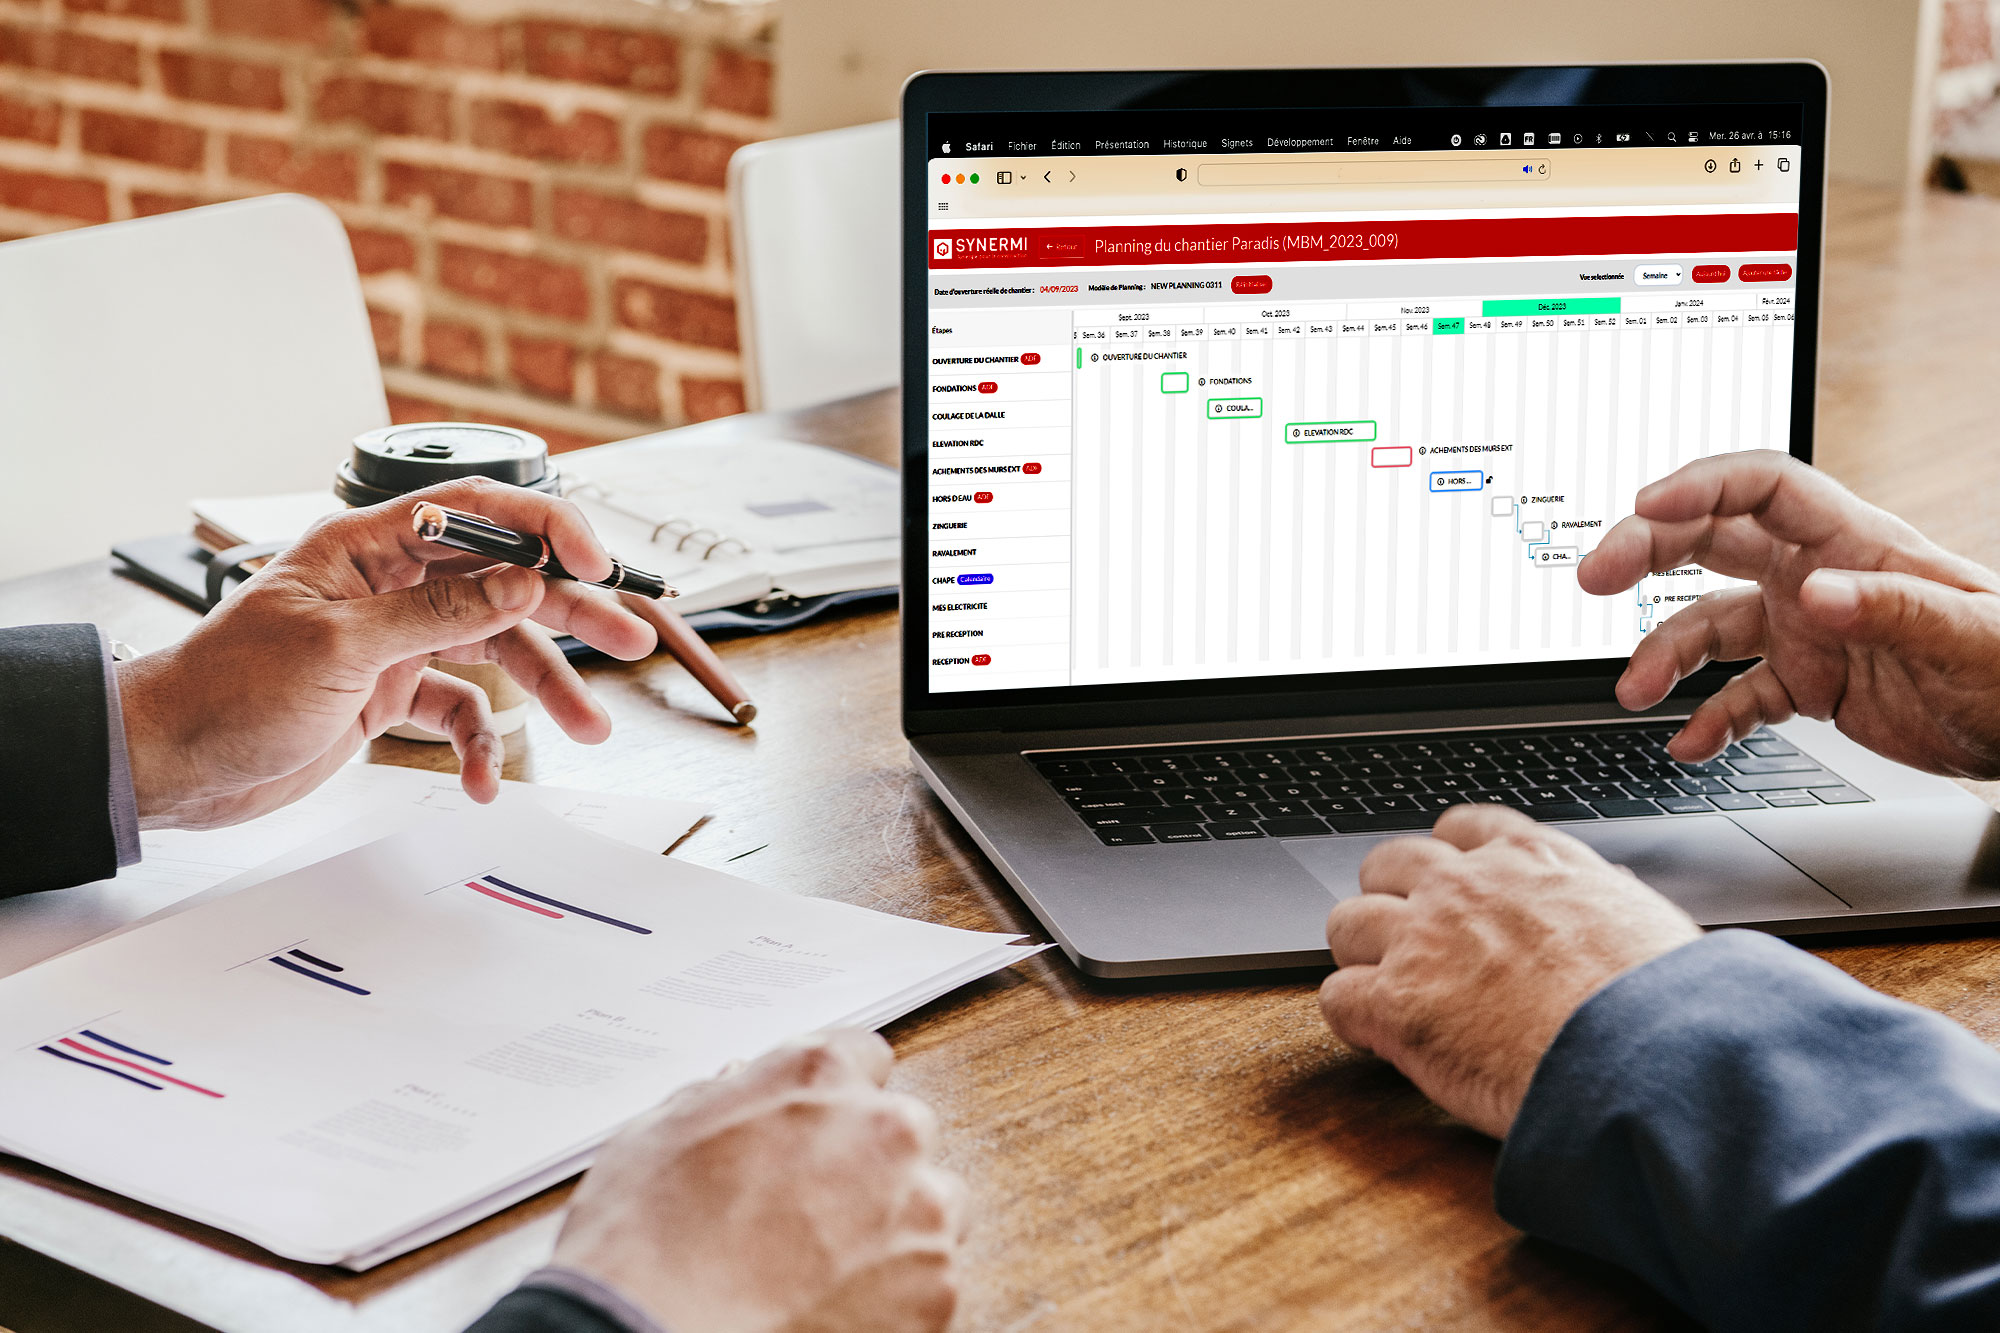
1432, 318, 1465, 335
1482, 297, 1622, 317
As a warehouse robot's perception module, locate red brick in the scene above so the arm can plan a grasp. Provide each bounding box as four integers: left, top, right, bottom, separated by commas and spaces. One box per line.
422, 318, 488, 382
0, 23, 140, 85
612, 278, 737, 351
368, 306, 403, 364
704, 48, 771, 118
469, 99, 620, 164
364, 7, 503, 70
314, 76, 452, 139
552, 188, 705, 263
593, 351, 661, 418
210, 0, 328, 45
226, 135, 359, 199
388, 390, 454, 424
641, 124, 745, 190
1942, 1, 1995, 69
487, 413, 607, 455
439, 243, 589, 321
159, 49, 285, 110
131, 189, 201, 216
0, 165, 109, 222
0, 91, 59, 145
521, 21, 677, 93
681, 376, 746, 423
82, 109, 203, 169
348, 225, 415, 275
63, 0, 183, 21
508, 333, 576, 399
385, 161, 533, 228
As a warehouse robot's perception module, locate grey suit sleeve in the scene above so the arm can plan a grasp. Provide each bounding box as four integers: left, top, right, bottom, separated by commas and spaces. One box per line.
463, 1269, 669, 1333
1496, 929, 2000, 1332
0, 624, 138, 896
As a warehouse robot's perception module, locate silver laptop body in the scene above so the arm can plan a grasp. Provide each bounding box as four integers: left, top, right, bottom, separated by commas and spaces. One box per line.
899, 64, 2000, 978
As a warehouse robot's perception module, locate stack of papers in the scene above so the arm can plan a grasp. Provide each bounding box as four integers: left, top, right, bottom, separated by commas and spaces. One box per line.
0, 763, 708, 980
0, 802, 1039, 1267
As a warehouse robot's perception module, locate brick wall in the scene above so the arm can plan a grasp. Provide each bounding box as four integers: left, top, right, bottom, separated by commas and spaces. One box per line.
0, 0, 776, 452
1937, 0, 2000, 145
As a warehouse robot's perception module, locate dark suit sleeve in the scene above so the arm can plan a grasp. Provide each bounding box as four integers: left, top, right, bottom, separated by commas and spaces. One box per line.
464, 1270, 667, 1333
1496, 929, 2000, 1332
0, 624, 129, 896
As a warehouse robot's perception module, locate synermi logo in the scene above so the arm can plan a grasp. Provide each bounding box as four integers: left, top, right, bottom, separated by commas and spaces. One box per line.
932, 234, 1032, 262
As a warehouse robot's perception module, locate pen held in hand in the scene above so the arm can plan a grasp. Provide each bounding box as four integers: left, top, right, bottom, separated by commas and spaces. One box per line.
412, 502, 677, 601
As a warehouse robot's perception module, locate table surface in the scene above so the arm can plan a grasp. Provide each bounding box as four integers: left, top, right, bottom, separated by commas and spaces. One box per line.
5, 180, 2000, 1333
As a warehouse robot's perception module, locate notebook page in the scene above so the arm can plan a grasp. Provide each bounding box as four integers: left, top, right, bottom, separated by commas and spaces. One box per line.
561, 437, 897, 604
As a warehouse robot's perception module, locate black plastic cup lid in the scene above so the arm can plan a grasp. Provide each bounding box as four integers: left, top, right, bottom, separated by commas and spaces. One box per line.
335, 422, 561, 507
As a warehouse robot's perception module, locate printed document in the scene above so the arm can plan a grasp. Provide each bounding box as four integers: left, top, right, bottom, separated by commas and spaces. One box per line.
0, 803, 1036, 1267
0, 764, 706, 980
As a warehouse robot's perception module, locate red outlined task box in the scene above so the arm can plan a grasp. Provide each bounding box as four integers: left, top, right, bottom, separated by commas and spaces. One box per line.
1371, 446, 1414, 468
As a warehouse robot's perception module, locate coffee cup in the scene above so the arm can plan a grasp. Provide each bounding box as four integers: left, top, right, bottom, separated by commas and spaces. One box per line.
335, 422, 562, 742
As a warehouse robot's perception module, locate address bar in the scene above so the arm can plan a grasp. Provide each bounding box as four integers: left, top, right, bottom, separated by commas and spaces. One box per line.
1196, 157, 1552, 186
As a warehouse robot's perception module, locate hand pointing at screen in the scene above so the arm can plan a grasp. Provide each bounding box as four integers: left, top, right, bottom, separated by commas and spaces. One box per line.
1577, 449, 2000, 777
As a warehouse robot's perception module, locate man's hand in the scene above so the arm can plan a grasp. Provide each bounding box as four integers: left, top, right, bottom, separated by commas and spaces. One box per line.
554, 1029, 963, 1333
118, 478, 658, 829
1321, 806, 1701, 1139
1579, 449, 2000, 775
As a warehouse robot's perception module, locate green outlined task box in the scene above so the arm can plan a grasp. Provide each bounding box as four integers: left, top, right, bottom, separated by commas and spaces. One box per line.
1285, 419, 1378, 443
1161, 371, 1190, 393
1207, 396, 1263, 420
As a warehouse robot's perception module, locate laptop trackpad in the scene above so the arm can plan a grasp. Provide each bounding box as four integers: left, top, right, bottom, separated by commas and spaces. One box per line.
1570, 818, 1848, 924
1283, 816, 1848, 926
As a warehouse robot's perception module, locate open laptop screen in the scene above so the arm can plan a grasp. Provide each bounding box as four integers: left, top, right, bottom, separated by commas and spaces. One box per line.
906, 69, 1822, 716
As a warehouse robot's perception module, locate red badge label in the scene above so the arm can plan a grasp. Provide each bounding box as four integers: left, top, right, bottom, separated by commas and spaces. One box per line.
1020, 352, 1041, 365
978, 381, 998, 393
971, 654, 992, 666
1737, 263, 1793, 283
1022, 462, 1042, 475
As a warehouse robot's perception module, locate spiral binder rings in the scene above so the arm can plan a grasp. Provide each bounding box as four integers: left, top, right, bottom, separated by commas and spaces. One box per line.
553, 434, 899, 615
135, 436, 899, 641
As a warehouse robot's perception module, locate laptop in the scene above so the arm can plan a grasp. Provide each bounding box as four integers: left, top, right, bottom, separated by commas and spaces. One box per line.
899, 64, 2000, 978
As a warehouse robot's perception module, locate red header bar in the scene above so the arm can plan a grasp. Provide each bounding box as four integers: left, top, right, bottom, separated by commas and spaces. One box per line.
928, 213, 1798, 269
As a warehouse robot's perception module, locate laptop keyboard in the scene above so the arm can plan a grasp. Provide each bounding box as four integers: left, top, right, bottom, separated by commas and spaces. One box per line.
1031, 723, 1870, 847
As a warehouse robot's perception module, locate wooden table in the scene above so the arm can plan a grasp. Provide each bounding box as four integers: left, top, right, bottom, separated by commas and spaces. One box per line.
5, 180, 2000, 1333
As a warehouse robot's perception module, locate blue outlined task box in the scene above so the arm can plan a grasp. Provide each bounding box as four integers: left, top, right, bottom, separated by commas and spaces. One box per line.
1428, 469, 1485, 493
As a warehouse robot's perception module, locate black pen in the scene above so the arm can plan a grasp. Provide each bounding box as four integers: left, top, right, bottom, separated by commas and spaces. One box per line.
412, 502, 677, 601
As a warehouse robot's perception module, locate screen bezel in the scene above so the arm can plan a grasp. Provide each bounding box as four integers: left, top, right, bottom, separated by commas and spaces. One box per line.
900, 63, 1828, 738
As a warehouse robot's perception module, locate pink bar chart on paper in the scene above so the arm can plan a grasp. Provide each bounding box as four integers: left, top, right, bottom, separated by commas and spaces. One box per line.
448, 873, 654, 935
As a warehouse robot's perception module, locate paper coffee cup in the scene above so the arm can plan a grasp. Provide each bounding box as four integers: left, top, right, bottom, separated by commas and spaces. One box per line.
340, 423, 561, 743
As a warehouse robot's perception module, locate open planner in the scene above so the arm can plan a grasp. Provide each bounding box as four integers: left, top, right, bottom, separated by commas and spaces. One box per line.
187, 435, 899, 619
0, 803, 1039, 1268
559, 435, 898, 614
